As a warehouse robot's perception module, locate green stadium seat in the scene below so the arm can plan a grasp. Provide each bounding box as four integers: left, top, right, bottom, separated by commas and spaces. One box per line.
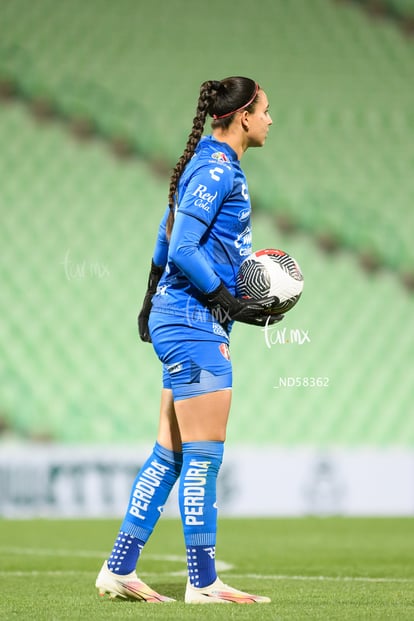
0, 0, 413, 446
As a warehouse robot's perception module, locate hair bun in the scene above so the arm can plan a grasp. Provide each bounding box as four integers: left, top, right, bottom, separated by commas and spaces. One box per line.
211, 80, 221, 91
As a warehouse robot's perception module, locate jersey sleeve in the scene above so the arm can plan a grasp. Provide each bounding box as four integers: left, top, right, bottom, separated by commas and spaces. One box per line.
178, 162, 234, 226
152, 205, 170, 268
167, 163, 235, 293
168, 210, 221, 294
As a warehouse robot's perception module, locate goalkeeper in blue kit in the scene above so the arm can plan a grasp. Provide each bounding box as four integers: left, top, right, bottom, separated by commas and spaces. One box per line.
96, 76, 282, 604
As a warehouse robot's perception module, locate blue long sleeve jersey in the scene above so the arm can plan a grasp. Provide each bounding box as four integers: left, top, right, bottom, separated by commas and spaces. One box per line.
150, 135, 252, 324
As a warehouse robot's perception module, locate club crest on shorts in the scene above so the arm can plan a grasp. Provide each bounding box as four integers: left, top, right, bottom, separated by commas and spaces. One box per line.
219, 343, 230, 360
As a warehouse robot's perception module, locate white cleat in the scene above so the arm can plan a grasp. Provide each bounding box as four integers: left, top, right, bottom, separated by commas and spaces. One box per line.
95, 561, 175, 603
185, 577, 271, 604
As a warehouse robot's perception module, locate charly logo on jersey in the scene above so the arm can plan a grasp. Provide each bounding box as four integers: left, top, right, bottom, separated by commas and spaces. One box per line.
234, 225, 252, 256
233, 179, 250, 202
209, 167, 224, 182
192, 184, 218, 212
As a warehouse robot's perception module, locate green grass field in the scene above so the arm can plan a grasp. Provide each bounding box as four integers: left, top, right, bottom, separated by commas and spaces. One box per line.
1, 518, 413, 620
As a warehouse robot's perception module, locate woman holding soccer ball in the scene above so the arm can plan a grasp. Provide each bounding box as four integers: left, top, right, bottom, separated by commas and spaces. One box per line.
96, 76, 281, 604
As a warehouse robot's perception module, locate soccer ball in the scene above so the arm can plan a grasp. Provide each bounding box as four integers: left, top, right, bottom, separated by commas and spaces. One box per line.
236, 248, 304, 314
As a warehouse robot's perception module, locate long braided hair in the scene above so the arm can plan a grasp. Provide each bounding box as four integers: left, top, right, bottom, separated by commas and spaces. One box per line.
166, 76, 259, 238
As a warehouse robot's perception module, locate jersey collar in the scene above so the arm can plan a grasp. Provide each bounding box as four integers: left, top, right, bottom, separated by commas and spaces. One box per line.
198, 135, 239, 163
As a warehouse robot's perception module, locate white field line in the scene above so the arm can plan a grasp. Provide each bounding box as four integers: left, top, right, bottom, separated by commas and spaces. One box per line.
0, 570, 413, 584
228, 573, 414, 584
1, 547, 413, 584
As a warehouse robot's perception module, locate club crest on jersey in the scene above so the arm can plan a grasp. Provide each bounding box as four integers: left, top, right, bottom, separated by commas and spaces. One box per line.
219, 343, 230, 360
211, 151, 229, 163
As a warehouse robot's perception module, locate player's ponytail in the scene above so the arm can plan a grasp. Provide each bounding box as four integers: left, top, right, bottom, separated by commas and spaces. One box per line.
166, 76, 259, 239
166, 80, 220, 238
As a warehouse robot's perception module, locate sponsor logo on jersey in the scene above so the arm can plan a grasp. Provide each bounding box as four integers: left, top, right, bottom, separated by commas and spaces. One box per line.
166, 362, 183, 374
238, 207, 251, 222
219, 343, 231, 360
234, 225, 252, 256
192, 184, 218, 212
211, 151, 229, 163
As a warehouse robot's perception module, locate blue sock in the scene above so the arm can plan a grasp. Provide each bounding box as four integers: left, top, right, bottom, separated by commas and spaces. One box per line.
179, 441, 224, 588
108, 442, 182, 574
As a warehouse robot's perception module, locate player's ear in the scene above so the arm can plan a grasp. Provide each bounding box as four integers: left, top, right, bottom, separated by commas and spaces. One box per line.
240, 110, 250, 131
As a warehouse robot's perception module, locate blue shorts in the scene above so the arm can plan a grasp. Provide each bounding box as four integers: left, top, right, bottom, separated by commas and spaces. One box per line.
148, 311, 232, 401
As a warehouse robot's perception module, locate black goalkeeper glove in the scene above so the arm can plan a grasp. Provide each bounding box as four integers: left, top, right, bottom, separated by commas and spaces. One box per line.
205, 282, 284, 327
138, 260, 164, 342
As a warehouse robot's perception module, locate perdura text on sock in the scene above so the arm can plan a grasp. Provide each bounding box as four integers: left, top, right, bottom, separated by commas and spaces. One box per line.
183, 460, 210, 526
129, 459, 170, 520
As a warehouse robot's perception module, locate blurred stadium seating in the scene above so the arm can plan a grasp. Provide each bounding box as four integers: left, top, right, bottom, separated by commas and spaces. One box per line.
387, 0, 414, 16
354, 0, 414, 20
0, 0, 413, 446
